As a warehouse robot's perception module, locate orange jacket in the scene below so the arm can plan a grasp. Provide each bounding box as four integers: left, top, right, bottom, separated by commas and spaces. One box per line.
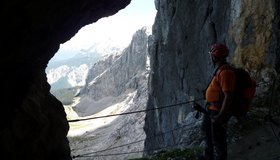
205, 65, 236, 111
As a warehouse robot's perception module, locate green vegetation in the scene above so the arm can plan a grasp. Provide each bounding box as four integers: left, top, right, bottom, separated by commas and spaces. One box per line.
50, 77, 72, 91
51, 86, 81, 105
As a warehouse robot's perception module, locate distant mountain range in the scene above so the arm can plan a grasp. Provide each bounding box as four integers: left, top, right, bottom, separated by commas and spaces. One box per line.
46, 42, 124, 91
46, 27, 151, 107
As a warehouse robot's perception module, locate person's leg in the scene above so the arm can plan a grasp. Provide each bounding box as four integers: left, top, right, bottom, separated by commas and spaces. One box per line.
201, 113, 214, 160
212, 115, 229, 160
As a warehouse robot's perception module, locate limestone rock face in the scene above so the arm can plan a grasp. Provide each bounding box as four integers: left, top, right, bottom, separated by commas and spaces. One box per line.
83, 54, 121, 92
75, 28, 149, 116
0, 0, 131, 159
144, 0, 280, 154
83, 28, 149, 100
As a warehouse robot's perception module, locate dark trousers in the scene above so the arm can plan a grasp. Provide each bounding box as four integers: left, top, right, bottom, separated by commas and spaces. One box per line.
201, 110, 229, 160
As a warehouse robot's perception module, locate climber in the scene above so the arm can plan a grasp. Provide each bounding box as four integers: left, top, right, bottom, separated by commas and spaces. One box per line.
201, 43, 235, 160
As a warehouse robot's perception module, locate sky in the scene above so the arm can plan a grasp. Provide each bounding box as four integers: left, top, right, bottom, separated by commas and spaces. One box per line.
52, 0, 157, 61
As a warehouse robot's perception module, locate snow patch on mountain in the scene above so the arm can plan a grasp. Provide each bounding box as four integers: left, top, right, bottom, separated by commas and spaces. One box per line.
47, 65, 70, 84
46, 64, 89, 88
67, 64, 89, 87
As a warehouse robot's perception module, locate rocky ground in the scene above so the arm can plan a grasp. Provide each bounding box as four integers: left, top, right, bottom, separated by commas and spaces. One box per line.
228, 124, 280, 160
65, 84, 148, 160
227, 110, 280, 160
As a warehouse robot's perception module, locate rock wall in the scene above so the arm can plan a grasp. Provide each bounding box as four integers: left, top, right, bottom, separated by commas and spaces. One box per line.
82, 28, 149, 101
74, 28, 149, 116
84, 54, 120, 91
144, 0, 280, 154
0, 0, 131, 159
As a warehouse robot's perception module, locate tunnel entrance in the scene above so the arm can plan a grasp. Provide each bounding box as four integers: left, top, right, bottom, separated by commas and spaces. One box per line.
45, 0, 156, 159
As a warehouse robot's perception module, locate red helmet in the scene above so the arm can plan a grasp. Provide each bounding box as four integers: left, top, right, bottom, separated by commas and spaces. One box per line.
208, 43, 229, 58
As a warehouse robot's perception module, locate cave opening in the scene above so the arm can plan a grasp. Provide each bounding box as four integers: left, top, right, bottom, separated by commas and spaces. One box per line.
45, 0, 156, 159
